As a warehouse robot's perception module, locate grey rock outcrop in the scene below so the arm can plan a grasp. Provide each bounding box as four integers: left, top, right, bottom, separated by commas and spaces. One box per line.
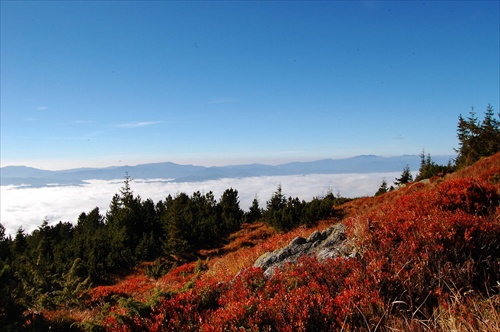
254, 223, 356, 277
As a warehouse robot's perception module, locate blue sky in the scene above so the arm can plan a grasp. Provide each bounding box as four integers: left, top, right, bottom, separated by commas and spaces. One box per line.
1, 1, 499, 170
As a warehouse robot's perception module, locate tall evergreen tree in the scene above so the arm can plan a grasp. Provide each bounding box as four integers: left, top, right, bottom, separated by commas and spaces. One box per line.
264, 185, 287, 231
455, 105, 500, 167
415, 150, 455, 181
220, 188, 243, 233
375, 179, 389, 196
57, 258, 91, 309
245, 196, 262, 223
0, 224, 9, 261
12, 227, 27, 255
394, 165, 413, 186
0, 258, 24, 328
162, 193, 192, 258
479, 104, 500, 157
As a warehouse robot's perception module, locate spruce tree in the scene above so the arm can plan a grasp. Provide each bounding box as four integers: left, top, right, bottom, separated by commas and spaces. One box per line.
265, 185, 287, 231
375, 179, 389, 196
220, 188, 243, 233
455, 105, 500, 168
246, 196, 262, 223
394, 165, 413, 186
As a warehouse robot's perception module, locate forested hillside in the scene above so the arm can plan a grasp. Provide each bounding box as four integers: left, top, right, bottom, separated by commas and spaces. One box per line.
0, 176, 345, 330
1, 105, 499, 331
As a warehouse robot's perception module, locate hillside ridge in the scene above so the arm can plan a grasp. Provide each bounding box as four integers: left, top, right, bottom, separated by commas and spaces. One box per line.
1, 154, 454, 187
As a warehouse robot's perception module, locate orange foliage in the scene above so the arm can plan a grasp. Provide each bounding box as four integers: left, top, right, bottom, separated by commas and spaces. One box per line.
203, 220, 338, 282
56, 153, 500, 330
89, 276, 156, 305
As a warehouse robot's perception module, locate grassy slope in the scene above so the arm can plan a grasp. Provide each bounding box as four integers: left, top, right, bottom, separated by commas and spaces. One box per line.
42, 153, 500, 331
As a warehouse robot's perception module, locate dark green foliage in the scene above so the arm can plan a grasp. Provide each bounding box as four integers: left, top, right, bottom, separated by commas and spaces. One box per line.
394, 164, 413, 186
263, 185, 288, 231
162, 193, 195, 257
303, 193, 347, 225
118, 297, 151, 317
415, 150, 455, 181
145, 258, 170, 279
57, 258, 91, 309
375, 179, 389, 196
189, 191, 220, 246
12, 227, 28, 255
194, 258, 209, 275
0, 258, 25, 329
0, 224, 10, 262
161, 189, 244, 258
244, 196, 263, 223
304, 197, 325, 222
73, 208, 109, 283
220, 188, 244, 233
455, 104, 500, 168
263, 186, 344, 232
280, 196, 305, 231
105, 175, 141, 269
135, 231, 158, 261
2, 175, 168, 314
13, 220, 73, 310
104, 176, 164, 270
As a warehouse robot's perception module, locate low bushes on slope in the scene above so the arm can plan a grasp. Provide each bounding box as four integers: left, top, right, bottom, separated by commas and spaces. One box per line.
92, 154, 500, 331
101, 176, 499, 330
346, 177, 500, 322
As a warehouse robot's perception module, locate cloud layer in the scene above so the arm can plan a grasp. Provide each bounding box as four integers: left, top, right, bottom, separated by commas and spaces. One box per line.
0, 173, 400, 237
116, 121, 160, 128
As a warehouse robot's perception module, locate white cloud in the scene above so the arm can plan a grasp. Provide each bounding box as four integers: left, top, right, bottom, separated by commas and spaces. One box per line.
0, 173, 400, 237
36, 106, 48, 111
116, 121, 159, 128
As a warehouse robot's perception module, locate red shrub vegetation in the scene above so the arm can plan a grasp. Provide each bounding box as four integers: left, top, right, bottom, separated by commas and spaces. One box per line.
346, 175, 500, 320
94, 153, 500, 331
89, 276, 155, 305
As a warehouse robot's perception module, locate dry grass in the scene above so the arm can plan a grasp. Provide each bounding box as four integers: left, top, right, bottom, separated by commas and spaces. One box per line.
199, 222, 276, 258
203, 219, 338, 281
431, 284, 500, 332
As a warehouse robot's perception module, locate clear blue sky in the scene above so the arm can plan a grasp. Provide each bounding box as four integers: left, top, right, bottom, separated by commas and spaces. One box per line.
1, 1, 499, 170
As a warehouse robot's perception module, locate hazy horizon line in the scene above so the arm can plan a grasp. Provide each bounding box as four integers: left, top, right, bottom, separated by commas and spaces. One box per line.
0, 153, 457, 172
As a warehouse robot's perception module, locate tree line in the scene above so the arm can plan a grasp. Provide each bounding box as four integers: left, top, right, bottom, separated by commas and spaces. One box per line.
376, 104, 499, 196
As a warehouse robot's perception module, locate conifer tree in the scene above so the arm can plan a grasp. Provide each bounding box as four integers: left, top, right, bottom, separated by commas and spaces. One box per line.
264, 185, 287, 231
394, 165, 413, 186
455, 105, 500, 168
12, 227, 27, 255
375, 179, 389, 196
479, 104, 500, 157
246, 196, 262, 223
58, 258, 91, 308
220, 188, 243, 233
0, 224, 9, 261
162, 193, 191, 258
0, 259, 24, 328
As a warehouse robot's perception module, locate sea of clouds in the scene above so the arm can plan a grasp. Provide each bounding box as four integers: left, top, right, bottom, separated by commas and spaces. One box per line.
0, 172, 402, 237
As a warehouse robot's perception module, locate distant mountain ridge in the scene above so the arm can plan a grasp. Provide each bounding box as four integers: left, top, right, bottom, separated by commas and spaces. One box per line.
1, 155, 455, 188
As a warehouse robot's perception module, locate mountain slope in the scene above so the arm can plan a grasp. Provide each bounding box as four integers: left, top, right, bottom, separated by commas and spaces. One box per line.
36, 152, 499, 331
